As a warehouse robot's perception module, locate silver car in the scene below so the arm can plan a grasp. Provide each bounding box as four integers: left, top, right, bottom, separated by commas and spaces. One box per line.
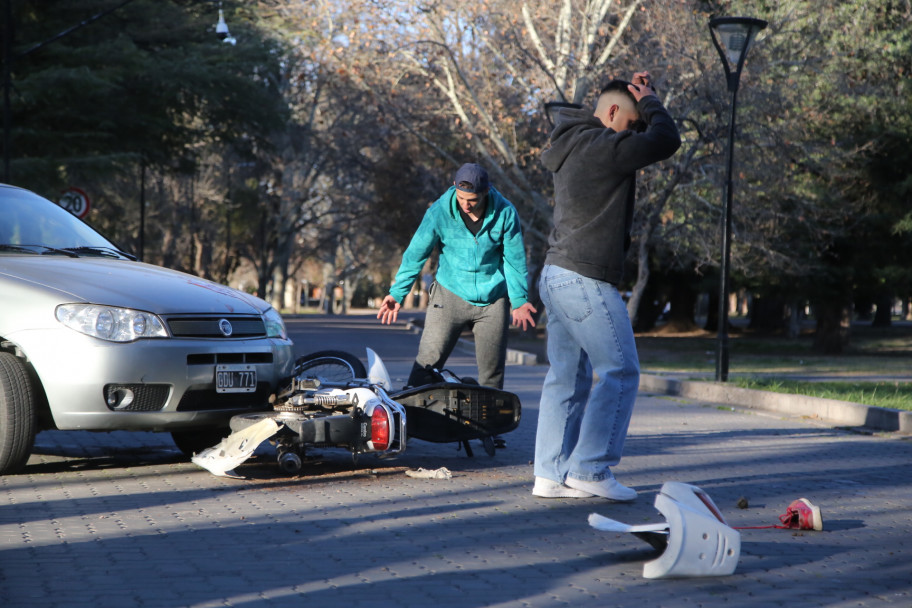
0, 184, 295, 474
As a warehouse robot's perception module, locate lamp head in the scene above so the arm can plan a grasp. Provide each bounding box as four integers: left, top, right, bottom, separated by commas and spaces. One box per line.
709, 16, 768, 91
215, 7, 237, 45
216, 9, 230, 40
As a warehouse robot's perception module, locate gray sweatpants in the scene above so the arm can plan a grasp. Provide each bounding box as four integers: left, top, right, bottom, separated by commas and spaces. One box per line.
409, 282, 510, 389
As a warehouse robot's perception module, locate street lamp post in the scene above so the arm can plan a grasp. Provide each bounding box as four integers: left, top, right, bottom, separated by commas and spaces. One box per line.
3, 0, 11, 183
709, 16, 767, 382
138, 160, 146, 260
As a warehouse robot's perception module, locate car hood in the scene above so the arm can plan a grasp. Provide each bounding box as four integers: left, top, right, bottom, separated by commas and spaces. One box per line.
0, 256, 269, 315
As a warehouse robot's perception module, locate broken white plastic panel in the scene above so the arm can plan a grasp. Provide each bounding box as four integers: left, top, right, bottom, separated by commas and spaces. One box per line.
589, 481, 740, 579
645, 482, 740, 578
588, 516, 669, 535
366, 347, 393, 390
191, 417, 281, 478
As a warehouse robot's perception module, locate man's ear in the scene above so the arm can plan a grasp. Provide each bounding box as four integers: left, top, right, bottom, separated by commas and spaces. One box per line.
608, 104, 619, 123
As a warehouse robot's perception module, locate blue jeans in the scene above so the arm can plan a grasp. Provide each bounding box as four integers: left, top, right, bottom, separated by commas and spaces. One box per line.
534, 264, 639, 483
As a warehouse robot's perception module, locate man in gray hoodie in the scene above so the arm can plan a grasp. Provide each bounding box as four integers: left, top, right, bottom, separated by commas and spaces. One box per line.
533, 72, 681, 500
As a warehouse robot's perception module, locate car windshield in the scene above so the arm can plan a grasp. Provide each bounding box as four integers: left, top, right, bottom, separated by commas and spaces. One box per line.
0, 186, 122, 255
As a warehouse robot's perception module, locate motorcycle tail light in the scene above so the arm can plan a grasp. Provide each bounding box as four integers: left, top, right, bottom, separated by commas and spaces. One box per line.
368, 404, 392, 451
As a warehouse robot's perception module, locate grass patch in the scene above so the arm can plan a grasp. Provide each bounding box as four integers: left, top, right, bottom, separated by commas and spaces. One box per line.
507, 319, 912, 409
731, 378, 912, 411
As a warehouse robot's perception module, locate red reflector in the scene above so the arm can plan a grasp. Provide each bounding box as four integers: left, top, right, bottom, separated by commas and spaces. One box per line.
370, 406, 391, 451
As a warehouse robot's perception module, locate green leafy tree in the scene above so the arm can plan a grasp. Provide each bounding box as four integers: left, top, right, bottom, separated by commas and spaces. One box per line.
639, 1, 911, 354
4, 0, 290, 282
6, 1, 287, 186
755, 0, 912, 351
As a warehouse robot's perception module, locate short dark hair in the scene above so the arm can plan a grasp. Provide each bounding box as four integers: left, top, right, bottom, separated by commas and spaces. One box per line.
598, 79, 647, 133
599, 79, 636, 104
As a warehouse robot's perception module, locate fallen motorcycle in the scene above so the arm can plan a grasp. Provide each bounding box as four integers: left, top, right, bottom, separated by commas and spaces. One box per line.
192, 348, 521, 477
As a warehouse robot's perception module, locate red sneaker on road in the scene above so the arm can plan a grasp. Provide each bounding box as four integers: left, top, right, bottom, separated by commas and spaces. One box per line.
779, 498, 823, 530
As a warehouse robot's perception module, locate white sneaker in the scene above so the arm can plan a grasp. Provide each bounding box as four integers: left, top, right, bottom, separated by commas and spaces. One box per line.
565, 474, 637, 502
532, 477, 594, 498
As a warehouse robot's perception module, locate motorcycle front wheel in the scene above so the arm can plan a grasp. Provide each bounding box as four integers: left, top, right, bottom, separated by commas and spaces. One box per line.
293, 350, 367, 382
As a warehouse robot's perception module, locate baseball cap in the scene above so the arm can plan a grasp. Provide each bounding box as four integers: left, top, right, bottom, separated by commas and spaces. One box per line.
454, 163, 489, 193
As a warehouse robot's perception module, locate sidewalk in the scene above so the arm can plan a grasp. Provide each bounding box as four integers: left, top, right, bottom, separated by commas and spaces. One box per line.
417, 313, 912, 436
2, 368, 910, 607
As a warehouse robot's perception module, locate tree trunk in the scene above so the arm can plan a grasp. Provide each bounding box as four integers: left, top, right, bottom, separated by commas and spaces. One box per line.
704, 289, 720, 333
854, 294, 873, 321
872, 292, 893, 327
627, 233, 651, 328
813, 298, 852, 353
787, 300, 801, 339
749, 296, 789, 333
664, 277, 699, 332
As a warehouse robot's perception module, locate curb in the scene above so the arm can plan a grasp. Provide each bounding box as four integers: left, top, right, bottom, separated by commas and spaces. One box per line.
506, 348, 538, 365
405, 320, 539, 366
639, 373, 912, 435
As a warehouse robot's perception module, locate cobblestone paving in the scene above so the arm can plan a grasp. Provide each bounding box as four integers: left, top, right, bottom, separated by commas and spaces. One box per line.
1, 319, 910, 607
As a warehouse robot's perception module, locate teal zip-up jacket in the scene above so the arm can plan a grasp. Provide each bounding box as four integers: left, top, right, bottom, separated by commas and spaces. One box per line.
389, 186, 530, 308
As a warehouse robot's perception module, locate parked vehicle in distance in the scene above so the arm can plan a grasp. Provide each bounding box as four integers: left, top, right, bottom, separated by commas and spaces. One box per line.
0, 184, 295, 474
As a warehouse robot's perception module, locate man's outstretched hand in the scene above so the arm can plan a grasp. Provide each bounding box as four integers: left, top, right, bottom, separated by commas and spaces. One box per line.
511, 302, 538, 331
377, 295, 401, 325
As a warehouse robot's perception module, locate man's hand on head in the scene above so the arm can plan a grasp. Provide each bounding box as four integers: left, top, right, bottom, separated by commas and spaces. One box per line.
629, 70, 657, 101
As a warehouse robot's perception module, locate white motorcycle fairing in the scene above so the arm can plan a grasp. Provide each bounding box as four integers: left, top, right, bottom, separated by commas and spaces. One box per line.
589, 481, 741, 579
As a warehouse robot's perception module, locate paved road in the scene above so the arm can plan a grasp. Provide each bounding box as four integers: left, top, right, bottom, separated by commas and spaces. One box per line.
1, 314, 910, 607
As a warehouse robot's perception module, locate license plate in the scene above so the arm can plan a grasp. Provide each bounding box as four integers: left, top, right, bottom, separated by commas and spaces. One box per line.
215, 364, 257, 393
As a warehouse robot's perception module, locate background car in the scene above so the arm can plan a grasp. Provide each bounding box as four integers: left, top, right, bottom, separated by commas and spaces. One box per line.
0, 184, 295, 474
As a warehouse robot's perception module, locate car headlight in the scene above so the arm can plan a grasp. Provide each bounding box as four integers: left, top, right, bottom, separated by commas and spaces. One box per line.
56, 304, 169, 342
263, 307, 287, 340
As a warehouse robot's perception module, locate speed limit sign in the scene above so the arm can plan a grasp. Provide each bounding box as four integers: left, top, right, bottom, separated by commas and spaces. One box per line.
59, 187, 91, 219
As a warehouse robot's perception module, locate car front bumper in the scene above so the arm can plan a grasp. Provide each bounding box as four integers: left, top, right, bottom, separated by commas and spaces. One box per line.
12, 326, 295, 431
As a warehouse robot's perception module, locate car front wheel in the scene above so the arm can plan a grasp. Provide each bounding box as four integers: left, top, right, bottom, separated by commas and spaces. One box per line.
171, 427, 230, 458
0, 352, 38, 475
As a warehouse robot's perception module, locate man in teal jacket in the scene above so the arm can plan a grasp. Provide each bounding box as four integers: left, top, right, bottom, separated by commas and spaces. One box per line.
377, 163, 536, 389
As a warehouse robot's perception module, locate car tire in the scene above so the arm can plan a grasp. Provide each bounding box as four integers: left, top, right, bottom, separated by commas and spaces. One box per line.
171, 427, 230, 458
0, 352, 38, 475
293, 350, 367, 382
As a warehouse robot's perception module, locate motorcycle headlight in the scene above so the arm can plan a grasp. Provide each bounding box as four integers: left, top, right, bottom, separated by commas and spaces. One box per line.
56, 304, 169, 342
263, 307, 287, 340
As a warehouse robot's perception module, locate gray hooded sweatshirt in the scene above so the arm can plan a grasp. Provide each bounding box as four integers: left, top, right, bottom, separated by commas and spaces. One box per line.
541, 95, 681, 284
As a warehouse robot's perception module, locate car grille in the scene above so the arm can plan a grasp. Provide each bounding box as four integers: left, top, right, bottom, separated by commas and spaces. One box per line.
186, 352, 274, 366
176, 384, 273, 411
104, 384, 171, 412
165, 316, 266, 338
